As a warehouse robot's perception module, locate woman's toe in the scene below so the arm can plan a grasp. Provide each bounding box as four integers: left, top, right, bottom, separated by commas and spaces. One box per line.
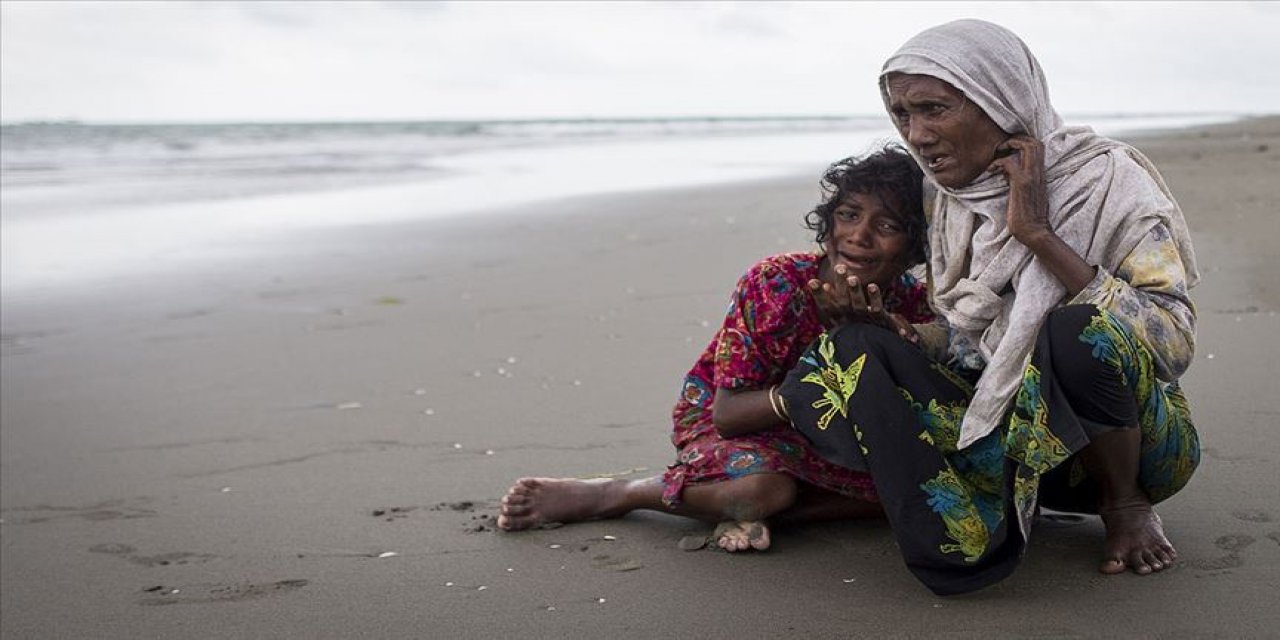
1099, 556, 1126, 574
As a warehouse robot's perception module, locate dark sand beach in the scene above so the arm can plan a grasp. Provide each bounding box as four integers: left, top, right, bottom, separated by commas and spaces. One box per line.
2, 117, 1278, 638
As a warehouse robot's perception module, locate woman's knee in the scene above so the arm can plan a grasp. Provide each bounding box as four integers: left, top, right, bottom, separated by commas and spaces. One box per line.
1042, 304, 1101, 342
1040, 304, 1139, 428
827, 322, 904, 363
1041, 304, 1108, 380
829, 322, 898, 347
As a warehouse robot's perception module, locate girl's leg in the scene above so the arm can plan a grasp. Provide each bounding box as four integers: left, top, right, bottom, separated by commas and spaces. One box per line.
498, 472, 804, 550
775, 484, 885, 525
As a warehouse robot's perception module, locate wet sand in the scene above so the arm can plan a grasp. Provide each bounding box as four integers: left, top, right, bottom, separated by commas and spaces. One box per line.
2, 117, 1278, 638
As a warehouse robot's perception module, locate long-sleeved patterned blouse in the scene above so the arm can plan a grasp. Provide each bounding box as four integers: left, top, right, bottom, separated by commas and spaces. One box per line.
917, 221, 1196, 381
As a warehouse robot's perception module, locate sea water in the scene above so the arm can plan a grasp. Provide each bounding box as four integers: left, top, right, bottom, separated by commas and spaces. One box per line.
0, 114, 1239, 292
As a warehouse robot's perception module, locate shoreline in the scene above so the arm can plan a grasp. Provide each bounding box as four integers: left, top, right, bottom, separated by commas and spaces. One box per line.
0, 114, 1248, 297
2, 116, 1278, 638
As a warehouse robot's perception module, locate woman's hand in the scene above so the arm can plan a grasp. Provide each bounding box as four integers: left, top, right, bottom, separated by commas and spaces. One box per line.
987, 134, 1097, 296
988, 134, 1053, 248
808, 264, 918, 344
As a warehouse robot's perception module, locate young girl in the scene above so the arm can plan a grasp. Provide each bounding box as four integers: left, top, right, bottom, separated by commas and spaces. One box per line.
497, 145, 933, 551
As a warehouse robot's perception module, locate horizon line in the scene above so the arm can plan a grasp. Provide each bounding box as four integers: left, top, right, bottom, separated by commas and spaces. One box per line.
0, 110, 1256, 128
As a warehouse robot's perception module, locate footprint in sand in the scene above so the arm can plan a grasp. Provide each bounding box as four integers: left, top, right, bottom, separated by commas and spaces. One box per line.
137, 580, 309, 606
1231, 509, 1273, 523
1215, 533, 1256, 553
426, 500, 500, 533
368, 502, 499, 532
1189, 533, 1258, 571
90, 543, 218, 567
370, 506, 417, 522
1189, 555, 1244, 571
590, 554, 643, 572
4, 500, 157, 525
89, 543, 136, 555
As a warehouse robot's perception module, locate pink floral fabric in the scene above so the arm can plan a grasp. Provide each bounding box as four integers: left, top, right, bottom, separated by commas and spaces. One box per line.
662, 252, 933, 507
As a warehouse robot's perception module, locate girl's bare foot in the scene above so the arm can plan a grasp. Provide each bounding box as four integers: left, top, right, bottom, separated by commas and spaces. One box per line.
1098, 502, 1177, 575
497, 477, 620, 531
713, 520, 771, 552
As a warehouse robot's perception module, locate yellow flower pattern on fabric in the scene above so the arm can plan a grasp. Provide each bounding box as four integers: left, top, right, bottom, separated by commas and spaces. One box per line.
1004, 364, 1071, 475
799, 334, 866, 431
922, 467, 989, 563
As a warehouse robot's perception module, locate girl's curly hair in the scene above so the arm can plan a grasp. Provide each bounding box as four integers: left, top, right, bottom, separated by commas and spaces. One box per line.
804, 143, 927, 268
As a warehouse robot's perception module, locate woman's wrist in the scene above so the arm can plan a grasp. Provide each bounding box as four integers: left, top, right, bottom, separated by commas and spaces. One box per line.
1020, 228, 1097, 295
1014, 225, 1057, 251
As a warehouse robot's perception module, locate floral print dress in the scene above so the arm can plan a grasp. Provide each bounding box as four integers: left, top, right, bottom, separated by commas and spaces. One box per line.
660, 252, 933, 507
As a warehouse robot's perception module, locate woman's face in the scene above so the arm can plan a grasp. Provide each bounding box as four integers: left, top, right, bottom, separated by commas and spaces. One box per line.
884, 74, 1008, 189
824, 191, 912, 289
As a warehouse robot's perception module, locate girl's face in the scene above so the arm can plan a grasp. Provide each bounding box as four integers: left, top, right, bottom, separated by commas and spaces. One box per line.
824, 191, 912, 289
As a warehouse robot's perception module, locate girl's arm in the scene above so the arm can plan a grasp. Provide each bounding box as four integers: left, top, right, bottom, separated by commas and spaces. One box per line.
706, 255, 815, 438
712, 386, 787, 438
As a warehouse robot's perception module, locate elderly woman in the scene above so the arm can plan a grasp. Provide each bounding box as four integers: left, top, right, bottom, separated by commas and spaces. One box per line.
781, 19, 1200, 595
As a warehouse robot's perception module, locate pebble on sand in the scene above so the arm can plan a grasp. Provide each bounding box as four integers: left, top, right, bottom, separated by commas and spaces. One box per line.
335, 402, 362, 410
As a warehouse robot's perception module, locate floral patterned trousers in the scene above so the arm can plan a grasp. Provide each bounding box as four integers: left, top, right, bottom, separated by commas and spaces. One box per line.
779, 304, 1199, 595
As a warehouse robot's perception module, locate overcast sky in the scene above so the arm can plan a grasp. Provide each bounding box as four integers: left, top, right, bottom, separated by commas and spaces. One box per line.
2, 1, 1277, 124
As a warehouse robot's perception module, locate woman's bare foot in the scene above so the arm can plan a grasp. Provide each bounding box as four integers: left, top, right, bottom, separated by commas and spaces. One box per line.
713, 520, 771, 552
1098, 502, 1177, 575
497, 477, 622, 531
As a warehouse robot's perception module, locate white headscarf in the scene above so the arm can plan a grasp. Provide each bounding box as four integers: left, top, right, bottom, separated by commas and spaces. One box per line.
880, 20, 1199, 449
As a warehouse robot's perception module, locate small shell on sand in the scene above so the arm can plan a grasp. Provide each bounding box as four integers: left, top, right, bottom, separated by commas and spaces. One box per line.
677, 535, 708, 551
